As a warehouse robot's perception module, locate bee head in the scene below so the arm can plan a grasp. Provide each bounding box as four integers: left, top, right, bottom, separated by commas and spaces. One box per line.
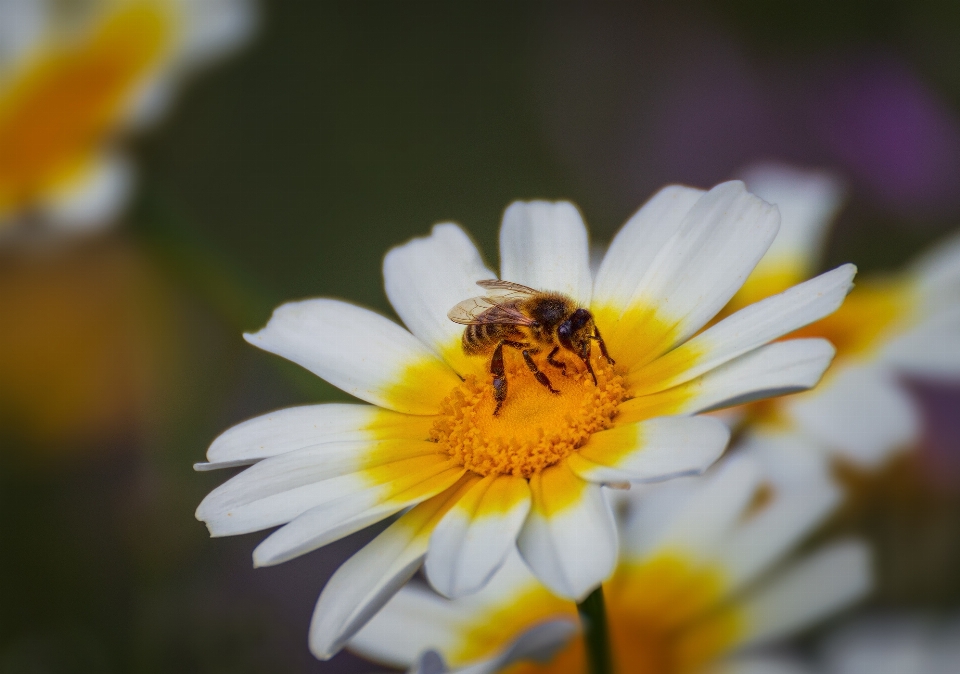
558, 308, 595, 360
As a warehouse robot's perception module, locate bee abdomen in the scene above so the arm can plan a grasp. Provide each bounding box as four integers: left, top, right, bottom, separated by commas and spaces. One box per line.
462, 323, 516, 355
462, 324, 487, 355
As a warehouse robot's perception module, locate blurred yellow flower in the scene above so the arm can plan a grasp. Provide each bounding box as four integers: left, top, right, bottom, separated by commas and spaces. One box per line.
0, 0, 255, 236
0, 240, 176, 452
725, 164, 960, 470
350, 444, 871, 674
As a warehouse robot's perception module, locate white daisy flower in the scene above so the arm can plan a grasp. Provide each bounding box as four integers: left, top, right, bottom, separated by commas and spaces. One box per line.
0, 0, 256, 236
727, 163, 960, 469
349, 444, 871, 674
196, 180, 856, 658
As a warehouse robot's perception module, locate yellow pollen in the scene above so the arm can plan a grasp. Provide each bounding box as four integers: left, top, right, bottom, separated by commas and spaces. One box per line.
430, 352, 627, 478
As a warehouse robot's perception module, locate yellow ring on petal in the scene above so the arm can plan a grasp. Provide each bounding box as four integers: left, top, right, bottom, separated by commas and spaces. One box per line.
382, 355, 464, 415
591, 303, 684, 373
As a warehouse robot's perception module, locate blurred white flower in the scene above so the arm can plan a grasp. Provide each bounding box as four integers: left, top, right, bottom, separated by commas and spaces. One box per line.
196, 181, 854, 659
819, 613, 960, 674
0, 0, 256, 237
349, 445, 871, 674
727, 163, 960, 469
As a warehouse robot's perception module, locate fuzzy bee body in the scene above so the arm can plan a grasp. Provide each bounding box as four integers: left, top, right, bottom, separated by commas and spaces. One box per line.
461, 293, 567, 355
462, 321, 520, 355
448, 280, 614, 415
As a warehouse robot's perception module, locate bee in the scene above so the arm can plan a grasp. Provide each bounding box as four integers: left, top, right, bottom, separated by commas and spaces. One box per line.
448, 280, 614, 415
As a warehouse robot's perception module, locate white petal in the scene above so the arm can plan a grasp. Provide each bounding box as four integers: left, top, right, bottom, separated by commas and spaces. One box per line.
451, 621, 579, 674
708, 656, 814, 674
516, 462, 617, 601
603, 181, 780, 368
452, 547, 559, 611
820, 616, 935, 674
40, 152, 134, 233
619, 339, 837, 422
199, 471, 366, 537
630, 264, 856, 395
122, 0, 255, 129
910, 230, 960, 296
394, 618, 577, 674
734, 540, 872, 651
244, 299, 461, 414
196, 403, 431, 470
499, 201, 592, 306
351, 552, 553, 669
124, 73, 178, 130
174, 0, 258, 68
309, 481, 473, 660
785, 363, 920, 469
349, 583, 465, 668
644, 455, 762, 563
739, 162, 845, 273
384, 223, 495, 373
719, 433, 842, 591
426, 475, 531, 599
592, 185, 705, 309
407, 651, 448, 674
0, 0, 46, 66
616, 479, 702, 560
567, 416, 730, 484
196, 444, 450, 537
882, 303, 960, 380
252, 461, 465, 566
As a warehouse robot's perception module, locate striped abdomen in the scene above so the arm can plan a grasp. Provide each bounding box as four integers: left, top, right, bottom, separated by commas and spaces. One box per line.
462, 322, 523, 355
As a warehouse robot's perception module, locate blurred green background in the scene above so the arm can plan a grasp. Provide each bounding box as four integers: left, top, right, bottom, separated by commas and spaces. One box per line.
3, 1, 960, 672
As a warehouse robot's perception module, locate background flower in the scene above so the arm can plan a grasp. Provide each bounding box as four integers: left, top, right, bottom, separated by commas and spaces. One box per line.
0, 0, 256, 237
724, 162, 960, 470
349, 446, 870, 674
819, 613, 960, 674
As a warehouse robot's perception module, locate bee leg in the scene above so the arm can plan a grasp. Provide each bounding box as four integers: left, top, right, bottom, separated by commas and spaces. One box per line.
491, 342, 508, 416
581, 351, 598, 386
504, 341, 560, 395
546, 346, 567, 376
591, 326, 615, 365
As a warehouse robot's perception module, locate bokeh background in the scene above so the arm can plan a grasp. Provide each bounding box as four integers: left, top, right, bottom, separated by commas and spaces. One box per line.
3, 1, 960, 672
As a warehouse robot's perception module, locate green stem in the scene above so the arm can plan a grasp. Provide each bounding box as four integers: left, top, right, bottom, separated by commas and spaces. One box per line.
131, 184, 276, 332
130, 183, 334, 400
577, 585, 614, 674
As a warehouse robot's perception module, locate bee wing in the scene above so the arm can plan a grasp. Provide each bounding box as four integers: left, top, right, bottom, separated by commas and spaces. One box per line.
476, 279, 540, 298
447, 296, 536, 326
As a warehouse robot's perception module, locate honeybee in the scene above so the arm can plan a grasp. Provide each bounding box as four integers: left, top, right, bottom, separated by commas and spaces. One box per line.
448, 280, 614, 415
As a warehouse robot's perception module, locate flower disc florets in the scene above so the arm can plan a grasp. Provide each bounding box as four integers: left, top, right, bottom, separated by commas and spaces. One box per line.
430, 353, 628, 478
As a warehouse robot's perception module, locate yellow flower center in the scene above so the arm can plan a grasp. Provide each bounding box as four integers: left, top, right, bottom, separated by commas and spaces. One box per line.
430, 352, 627, 478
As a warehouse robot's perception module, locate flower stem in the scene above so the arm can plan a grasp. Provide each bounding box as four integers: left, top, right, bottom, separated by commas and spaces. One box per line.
132, 184, 277, 332
577, 586, 614, 674
130, 183, 334, 399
